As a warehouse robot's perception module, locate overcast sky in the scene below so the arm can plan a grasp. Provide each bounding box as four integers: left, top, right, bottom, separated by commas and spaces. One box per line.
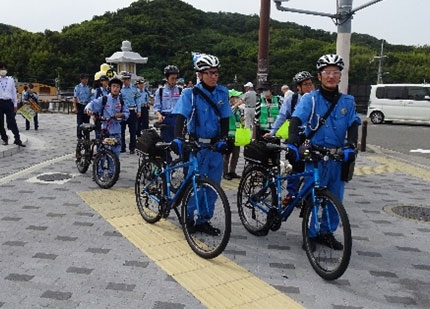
2, 0, 428, 46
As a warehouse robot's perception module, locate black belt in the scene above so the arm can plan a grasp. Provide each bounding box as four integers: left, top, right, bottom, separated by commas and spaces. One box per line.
161, 112, 173, 117
0, 99, 12, 102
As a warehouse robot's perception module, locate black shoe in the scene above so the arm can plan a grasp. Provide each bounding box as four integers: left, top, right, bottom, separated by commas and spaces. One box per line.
25, 128, 29, 131
223, 173, 232, 180
35, 127, 38, 131
120, 149, 126, 153
2, 140, 7, 146
14, 140, 26, 147
317, 233, 343, 250
302, 237, 317, 252
130, 150, 135, 154
194, 222, 220, 236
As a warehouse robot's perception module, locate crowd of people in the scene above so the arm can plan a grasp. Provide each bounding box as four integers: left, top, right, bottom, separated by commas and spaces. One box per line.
1, 53, 361, 247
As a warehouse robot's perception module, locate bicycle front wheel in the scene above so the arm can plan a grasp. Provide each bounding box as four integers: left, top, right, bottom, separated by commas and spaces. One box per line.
302, 189, 352, 280
135, 159, 164, 223
92, 149, 120, 189
237, 165, 277, 236
75, 139, 91, 174
181, 178, 231, 259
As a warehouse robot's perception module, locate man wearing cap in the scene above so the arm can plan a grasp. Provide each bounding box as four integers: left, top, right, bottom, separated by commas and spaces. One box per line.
135, 78, 150, 137
120, 72, 140, 154
233, 81, 257, 129
73, 73, 91, 139
92, 75, 110, 100
223, 89, 244, 180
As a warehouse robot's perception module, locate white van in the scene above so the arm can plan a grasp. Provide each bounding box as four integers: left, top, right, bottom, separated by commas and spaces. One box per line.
367, 84, 430, 124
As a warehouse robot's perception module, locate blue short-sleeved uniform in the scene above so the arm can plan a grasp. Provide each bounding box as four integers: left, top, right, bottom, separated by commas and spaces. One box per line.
173, 84, 232, 224
292, 89, 361, 236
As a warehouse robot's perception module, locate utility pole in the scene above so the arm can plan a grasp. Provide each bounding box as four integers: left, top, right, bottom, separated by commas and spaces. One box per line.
374, 40, 387, 84
274, 0, 383, 93
257, 0, 271, 90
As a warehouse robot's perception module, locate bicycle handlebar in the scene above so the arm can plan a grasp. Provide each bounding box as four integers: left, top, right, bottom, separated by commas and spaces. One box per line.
266, 143, 343, 161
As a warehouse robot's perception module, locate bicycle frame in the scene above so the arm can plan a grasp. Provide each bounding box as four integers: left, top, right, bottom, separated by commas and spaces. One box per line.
141, 144, 209, 220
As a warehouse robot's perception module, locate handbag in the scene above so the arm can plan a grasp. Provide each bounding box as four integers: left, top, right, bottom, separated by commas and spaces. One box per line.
234, 125, 252, 146
275, 120, 289, 139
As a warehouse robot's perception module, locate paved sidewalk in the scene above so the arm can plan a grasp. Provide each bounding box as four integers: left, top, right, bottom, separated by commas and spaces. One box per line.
0, 114, 429, 308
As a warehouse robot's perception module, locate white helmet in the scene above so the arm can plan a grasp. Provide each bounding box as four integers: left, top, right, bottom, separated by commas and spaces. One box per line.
316, 54, 345, 71
293, 71, 313, 84
193, 54, 220, 72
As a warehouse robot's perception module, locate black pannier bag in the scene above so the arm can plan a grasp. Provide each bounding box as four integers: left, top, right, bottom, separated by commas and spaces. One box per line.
243, 138, 281, 166
136, 129, 163, 157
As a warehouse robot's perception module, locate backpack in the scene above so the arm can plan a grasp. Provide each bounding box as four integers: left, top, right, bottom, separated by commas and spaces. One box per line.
291, 93, 299, 112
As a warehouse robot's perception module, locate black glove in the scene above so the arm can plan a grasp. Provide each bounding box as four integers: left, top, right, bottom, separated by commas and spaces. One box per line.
285, 144, 300, 163
343, 145, 356, 162
215, 139, 229, 154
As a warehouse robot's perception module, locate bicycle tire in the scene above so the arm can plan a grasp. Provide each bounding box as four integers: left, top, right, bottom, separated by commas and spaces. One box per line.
181, 177, 231, 259
135, 158, 163, 223
237, 165, 277, 236
302, 189, 352, 280
75, 140, 91, 174
92, 149, 120, 189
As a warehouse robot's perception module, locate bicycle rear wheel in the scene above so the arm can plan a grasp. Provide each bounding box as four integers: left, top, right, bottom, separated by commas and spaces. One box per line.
237, 165, 276, 236
135, 158, 164, 223
302, 189, 352, 280
92, 149, 120, 189
181, 178, 231, 259
75, 139, 91, 174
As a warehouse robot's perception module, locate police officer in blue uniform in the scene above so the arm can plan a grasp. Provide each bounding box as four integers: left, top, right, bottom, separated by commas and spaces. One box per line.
119, 72, 140, 154
73, 73, 91, 139
85, 77, 130, 158
153, 65, 181, 142
172, 53, 232, 236
135, 78, 150, 137
287, 54, 361, 251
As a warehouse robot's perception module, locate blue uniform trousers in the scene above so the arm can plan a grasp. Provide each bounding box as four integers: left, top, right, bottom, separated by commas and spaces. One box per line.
121, 109, 137, 152
186, 148, 223, 225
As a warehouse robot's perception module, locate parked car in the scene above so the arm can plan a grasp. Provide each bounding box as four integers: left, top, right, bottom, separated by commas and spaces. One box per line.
367, 84, 430, 124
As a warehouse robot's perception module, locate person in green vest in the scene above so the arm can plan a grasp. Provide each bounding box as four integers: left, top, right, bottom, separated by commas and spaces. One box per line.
254, 83, 281, 138
223, 89, 244, 180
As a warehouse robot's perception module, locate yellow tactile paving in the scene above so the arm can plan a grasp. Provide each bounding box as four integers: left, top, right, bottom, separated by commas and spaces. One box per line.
356, 156, 430, 181
78, 155, 430, 309
78, 188, 304, 309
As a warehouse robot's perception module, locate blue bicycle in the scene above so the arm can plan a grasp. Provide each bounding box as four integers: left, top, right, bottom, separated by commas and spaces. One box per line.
237, 140, 352, 280
135, 136, 231, 259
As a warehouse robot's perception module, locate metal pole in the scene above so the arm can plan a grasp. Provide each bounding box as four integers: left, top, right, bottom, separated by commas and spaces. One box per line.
257, 0, 271, 90
360, 120, 367, 152
336, 0, 353, 94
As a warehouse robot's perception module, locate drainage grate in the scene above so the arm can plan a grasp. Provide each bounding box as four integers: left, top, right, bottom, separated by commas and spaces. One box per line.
37, 173, 72, 182
385, 205, 430, 223
27, 172, 75, 184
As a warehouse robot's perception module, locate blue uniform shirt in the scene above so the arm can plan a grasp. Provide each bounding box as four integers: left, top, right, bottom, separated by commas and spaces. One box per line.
173, 84, 232, 139
85, 94, 130, 135
153, 85, 181, 114
136, 89, 149, 113
292, 89, 361, 148
73, 83, 91, 105
120, 85, 140, 109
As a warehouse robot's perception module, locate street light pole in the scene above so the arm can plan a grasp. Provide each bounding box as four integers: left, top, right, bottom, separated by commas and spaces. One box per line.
257, 0, 271, 90
274, 0, 384, 93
